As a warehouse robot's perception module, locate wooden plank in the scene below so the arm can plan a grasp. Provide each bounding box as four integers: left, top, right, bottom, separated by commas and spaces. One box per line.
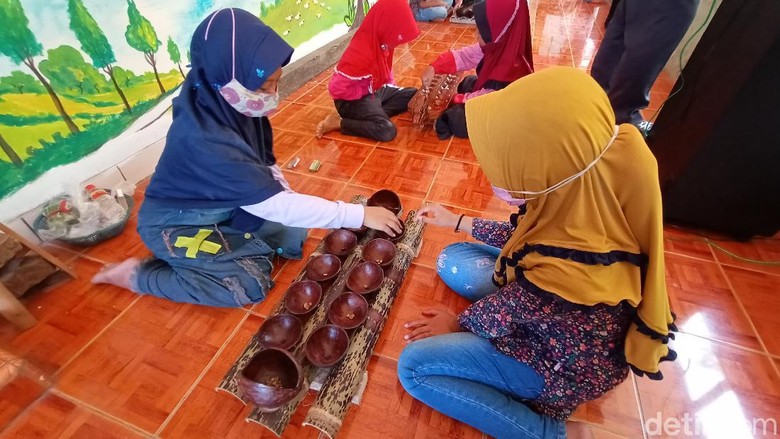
302, 212, 424, 438
218, 195, 371, 436
0, 223, 77, 279
0, 282, 36, 331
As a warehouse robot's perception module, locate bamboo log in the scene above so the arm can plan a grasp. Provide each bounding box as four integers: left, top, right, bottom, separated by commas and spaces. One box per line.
302, 212, 425, 438
219, 196, 375, 436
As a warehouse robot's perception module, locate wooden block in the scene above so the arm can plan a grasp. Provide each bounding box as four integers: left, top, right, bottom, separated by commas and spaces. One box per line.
0, 255, 58, 297
0, 282, 36, 331
0, 235, 23, 269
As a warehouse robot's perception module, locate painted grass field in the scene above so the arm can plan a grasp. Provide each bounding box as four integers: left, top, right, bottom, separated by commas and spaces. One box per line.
262, 0, 349, 47
0, 71, 182, 198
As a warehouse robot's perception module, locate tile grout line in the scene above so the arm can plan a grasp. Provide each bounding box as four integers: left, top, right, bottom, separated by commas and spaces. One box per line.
708, 243, 778, 375
631, 373, 649, 439
154, 310, 252, 437
55, 293, 143, 377
0, 385, 53, 436
50, 388, 157, 438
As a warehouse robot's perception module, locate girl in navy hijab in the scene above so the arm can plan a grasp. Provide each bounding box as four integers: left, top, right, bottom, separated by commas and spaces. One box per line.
92, 9, 401, 307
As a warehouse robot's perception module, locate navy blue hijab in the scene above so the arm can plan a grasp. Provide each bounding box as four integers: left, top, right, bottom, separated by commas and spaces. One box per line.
145, 9, 294, 228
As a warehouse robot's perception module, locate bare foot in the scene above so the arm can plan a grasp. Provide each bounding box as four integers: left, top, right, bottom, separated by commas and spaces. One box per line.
91, 257, 141, 290
315, 111, 341, 138
566, 421, 595, 439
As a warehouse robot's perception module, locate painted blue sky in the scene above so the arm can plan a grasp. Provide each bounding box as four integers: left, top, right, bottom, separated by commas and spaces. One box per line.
0, 0, 264, 76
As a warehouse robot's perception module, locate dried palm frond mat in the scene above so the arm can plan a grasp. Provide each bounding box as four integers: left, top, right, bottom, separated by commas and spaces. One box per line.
218, 195, 425, 438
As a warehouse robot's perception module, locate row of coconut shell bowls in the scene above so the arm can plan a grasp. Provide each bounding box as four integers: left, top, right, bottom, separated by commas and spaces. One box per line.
237, 189, 406, 413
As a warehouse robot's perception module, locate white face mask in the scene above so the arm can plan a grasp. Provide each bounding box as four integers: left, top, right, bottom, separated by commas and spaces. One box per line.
208, 8, 279, 118
494, 126, 620, 205
219, 79, 279, 118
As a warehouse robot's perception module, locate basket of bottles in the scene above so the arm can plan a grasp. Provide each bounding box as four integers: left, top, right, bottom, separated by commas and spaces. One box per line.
32, 185, 134, 246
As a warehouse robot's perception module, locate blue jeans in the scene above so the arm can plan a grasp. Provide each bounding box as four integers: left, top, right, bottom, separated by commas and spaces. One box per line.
398, 242, 566, 438
437, 242, 501, 302
398, 333, 566, 439
414, 0, 452, 22
134, 200, 307, 307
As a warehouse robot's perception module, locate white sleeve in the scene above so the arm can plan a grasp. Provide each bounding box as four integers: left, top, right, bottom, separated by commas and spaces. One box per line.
241, 192, 365, 229
269, 164, 292, 192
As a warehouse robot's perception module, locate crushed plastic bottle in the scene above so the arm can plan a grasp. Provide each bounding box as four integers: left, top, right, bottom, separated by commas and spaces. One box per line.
84, 184, 126, 227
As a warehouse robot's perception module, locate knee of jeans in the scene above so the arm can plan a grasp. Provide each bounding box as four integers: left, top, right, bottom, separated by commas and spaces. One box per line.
375, 119, 397, 142
397, 344, 422, 389
437, 242, 469, 271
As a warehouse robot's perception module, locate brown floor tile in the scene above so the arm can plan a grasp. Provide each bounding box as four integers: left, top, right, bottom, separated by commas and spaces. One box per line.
663, 226, 715, 261
0, 393, 147, 438
272, 129, 315, 165
282, 138, 373, 182
282, 171, 345, 201
270, 103, 331, 135
637, 332, 780, 438
724, 266, 780, 356
55, 296, 246, 432
406, 49, 442, 65
664, 254, 761, 350
427, 160, 515, 218
411, 40, 453, 54
445, 136, 477, 164
292, 82, 333, 108
352, 148, 441, 199
0, 258, 137, 372
0, 374, 49, 430
388, 120, 449, 157
160, 313, 321, 438
571, 377, 644, 438
375, 265, 471, 360
710, 238, 780, 276
338, 356, 483, 439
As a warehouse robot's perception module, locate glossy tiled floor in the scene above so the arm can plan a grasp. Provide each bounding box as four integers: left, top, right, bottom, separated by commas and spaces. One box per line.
3, 2, 780, 438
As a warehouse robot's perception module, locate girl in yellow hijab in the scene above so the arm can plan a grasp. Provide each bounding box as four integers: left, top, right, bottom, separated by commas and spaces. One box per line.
398, 67, 676, 438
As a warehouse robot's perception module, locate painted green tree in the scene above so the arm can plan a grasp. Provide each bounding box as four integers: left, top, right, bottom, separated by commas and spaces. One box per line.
0, 0, 80, 133
0, 71, 44, 94
0, 132, 22, 167
112, 66, 138, 88
68, 0, 132, 112
167, 37, 185, 79
39, 46, 110, 96
125, 0, 165, 95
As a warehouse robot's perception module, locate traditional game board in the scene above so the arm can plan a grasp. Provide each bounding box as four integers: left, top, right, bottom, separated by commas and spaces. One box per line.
218, 194, 425, 438
407, 73, 465, 127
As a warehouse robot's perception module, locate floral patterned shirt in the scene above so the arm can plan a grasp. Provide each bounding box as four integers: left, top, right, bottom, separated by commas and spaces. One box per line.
458, 218, 632, 420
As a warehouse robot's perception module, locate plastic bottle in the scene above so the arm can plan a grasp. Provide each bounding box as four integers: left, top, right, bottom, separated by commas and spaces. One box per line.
84, 184, 126, 226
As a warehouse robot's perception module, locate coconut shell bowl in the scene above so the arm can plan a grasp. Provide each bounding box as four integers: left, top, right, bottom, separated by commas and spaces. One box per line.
306, 254, 342, 282
238, 348, 304, 412
367, 189, 402, 216
375, 221, 406, 243
328, 292, 369, 329
362, 238, 396, 267
323, 229, 358, 257
346, 261, 385, 294
284, 280, 323, 315
304, 324, 350, 367
256, 314, 303, 350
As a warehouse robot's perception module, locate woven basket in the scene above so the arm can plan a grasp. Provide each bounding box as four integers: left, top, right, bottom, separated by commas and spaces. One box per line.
32, 194, 134, 247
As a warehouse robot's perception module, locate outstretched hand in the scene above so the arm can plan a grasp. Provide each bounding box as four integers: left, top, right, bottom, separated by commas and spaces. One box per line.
404, 309, 461, 343
415, 203, 459, 228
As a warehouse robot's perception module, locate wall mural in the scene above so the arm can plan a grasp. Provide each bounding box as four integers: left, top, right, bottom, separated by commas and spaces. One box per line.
0, 0, 362, 202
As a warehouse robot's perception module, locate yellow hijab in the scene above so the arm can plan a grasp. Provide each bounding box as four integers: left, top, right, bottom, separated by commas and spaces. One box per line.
465, 67, 675, 378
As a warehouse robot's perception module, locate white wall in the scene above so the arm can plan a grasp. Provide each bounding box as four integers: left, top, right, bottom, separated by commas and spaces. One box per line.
663, 0, 723, 78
